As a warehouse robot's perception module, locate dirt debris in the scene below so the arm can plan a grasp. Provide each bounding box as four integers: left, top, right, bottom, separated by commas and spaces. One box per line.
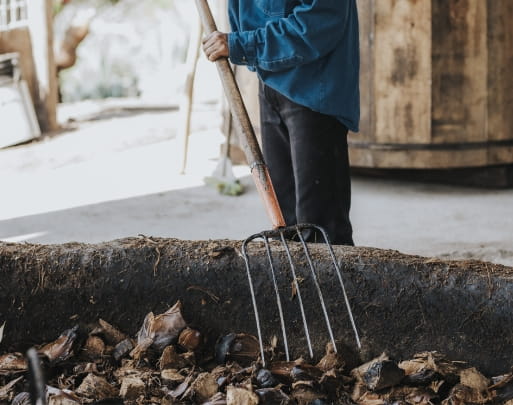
2, 301, 513, 404
119, 375, 146, 400
226, 385, 259, 405
131, 301, 188, 360
76, 373, 118, 399
91, 319, 128, 346
0, 354, 27, 375
38, 325, 79, 365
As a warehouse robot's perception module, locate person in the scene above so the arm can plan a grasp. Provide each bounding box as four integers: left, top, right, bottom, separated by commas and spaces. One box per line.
202, 0, 359, 246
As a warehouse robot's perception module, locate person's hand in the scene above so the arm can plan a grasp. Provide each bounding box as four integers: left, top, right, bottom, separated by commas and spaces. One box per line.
202, 31, 229, 61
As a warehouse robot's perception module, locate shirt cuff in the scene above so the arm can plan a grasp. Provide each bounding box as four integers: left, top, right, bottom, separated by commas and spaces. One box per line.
228, 31, 257, 66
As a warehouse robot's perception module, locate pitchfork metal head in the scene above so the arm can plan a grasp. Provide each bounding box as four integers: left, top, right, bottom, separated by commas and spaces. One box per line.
241, 223, 361, 367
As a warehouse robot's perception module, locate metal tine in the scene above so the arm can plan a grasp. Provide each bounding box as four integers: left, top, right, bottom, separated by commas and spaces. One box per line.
262, 234, 291, 362
241, 236, 267, 366
242, 223, 361, 368
299, 224, 362, 349
279, 230, 314, 360
27, 347, 46, 405
295, 227, 338, 353
242, 233, 292, 366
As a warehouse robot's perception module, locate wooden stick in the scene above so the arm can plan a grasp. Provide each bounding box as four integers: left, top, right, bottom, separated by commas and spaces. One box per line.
177, 16, 203, 175
194, 0, 285, 228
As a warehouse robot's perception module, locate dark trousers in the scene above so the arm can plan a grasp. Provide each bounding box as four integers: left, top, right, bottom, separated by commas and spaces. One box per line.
259, 82, 354, 246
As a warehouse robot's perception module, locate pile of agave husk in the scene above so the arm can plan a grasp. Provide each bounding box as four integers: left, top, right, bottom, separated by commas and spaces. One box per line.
1, 301, 513, 405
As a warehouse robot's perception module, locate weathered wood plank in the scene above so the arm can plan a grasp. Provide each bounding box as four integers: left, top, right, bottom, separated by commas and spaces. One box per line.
373, 0, 432, 144
486, 0, 513, 144
352, 0, 374, 143
349, 146, 488, 169
431, 0, 487, 144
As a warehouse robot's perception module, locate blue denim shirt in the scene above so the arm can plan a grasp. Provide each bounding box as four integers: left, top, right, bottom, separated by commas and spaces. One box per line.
227, 0, 360, 132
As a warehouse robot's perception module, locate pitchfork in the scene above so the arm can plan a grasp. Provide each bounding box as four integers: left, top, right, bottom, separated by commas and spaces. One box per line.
195, 0, 361, 366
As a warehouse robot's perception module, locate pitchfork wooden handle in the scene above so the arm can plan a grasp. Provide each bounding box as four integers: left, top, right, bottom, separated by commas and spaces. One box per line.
195, 0, 286, 229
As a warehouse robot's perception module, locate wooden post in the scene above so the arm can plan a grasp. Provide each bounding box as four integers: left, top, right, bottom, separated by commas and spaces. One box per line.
27, 0, 58, 132
177, 16, 202, 174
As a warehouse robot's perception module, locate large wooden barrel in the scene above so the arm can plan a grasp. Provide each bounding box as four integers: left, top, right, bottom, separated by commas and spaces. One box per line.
350, 0, 513, 169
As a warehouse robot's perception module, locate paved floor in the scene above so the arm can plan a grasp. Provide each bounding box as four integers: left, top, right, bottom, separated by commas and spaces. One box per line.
1, 100, 512, 266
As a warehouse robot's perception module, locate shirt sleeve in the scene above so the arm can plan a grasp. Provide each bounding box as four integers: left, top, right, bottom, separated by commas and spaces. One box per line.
228, 0, 351, 72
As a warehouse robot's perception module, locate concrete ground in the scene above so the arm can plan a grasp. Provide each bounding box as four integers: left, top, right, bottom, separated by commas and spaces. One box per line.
1, 99, 512, 267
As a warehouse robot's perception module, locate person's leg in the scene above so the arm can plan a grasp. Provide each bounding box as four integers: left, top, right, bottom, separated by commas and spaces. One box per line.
259, 81, 297, 225
275, 90, 354, 245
